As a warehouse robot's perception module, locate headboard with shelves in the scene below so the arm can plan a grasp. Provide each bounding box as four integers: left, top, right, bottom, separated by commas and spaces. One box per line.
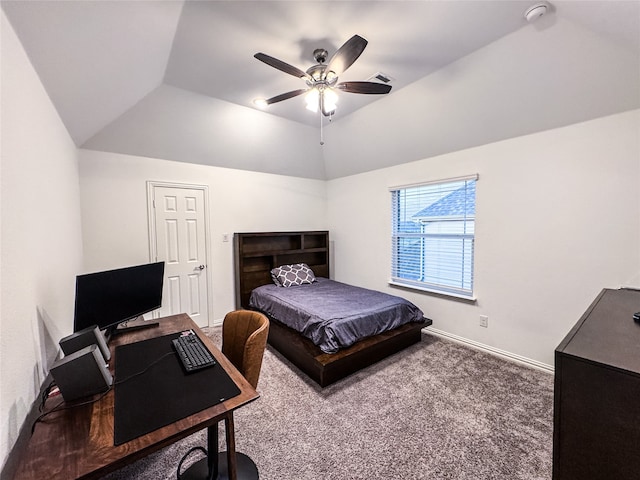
234, 231, 329, 309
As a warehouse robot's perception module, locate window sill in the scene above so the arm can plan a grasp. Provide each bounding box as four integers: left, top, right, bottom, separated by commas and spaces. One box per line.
388, 280, 477, 303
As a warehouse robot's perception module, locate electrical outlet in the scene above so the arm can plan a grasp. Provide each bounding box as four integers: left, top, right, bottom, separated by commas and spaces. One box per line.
479, 315, 488, 328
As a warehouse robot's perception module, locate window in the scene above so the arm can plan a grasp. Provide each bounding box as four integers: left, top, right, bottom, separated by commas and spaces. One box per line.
390, 175, 477, 299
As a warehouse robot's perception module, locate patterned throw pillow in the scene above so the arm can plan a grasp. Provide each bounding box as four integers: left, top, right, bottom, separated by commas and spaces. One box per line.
270, 263, 316, 287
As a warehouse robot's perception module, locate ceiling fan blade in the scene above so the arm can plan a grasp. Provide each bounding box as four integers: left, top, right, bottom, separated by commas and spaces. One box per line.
254, 53, 311, 80
336, 81, 392, 94
325, 35, 368, 77
264, 89, 308, 105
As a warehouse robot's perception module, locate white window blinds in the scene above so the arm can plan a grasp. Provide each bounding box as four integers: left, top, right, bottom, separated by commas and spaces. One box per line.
390, 175, 477, 298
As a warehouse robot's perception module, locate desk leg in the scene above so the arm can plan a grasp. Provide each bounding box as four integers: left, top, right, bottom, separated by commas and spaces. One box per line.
208, 424, 219, 480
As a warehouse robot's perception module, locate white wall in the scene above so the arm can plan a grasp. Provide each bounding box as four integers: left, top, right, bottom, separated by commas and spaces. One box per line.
79, 110, 639, 368
327, 110, 640, 368
78, 150, 328, 322
0, 10, 83, 469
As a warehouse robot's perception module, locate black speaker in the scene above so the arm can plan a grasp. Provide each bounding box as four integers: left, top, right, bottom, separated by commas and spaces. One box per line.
60, 325, 111, 361
50, 345, 113, 402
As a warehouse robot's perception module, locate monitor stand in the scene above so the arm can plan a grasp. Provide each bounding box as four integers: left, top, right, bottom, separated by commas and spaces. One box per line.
106, 316, 160, 340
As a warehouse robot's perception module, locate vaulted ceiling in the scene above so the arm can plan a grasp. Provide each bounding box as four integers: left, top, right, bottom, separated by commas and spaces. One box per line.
3, 1, 639, 179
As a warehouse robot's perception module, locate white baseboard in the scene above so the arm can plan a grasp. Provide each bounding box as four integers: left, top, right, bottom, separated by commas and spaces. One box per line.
424, 326, 554, 374
210, 318, 224, 328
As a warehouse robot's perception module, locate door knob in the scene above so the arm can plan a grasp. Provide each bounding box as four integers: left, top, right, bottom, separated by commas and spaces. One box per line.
197, 265, 206, 271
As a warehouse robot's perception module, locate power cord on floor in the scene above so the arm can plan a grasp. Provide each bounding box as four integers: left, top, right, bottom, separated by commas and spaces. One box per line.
176, 446, 208, 479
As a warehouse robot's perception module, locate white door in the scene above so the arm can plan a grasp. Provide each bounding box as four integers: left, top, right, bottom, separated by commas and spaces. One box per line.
150, 185, 210, 327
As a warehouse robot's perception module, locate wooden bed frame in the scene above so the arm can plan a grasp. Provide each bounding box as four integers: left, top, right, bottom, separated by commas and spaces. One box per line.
234, 231, 431, 387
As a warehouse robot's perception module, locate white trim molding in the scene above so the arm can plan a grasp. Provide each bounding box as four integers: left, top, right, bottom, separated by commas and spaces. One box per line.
424, 326, 554, 374
211, 318, 224, 328
389, 173, 479, 191
146, 180, 214, 326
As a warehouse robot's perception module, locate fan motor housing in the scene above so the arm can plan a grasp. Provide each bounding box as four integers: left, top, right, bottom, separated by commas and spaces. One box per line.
313, 48, 328, 63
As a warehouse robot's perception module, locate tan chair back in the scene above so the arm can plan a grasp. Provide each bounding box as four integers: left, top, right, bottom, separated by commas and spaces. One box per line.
222, 310, 269, 389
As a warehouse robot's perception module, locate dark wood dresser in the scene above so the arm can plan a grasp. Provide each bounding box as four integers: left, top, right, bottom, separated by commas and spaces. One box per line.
553, 288, 640, 480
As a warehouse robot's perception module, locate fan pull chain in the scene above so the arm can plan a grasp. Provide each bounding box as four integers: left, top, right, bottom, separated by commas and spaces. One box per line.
320, 111, 324, 146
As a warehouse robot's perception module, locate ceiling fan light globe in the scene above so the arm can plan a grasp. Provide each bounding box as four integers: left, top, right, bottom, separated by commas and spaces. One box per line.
323, 88, 338, 111
305, 88, 320, 112
320, 89, 338, 116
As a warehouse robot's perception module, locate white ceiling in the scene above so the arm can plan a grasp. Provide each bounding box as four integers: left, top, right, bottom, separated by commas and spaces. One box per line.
2, 0, 639, 179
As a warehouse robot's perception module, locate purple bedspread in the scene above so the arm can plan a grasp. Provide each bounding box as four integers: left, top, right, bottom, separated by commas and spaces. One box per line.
249, 277, 425, 354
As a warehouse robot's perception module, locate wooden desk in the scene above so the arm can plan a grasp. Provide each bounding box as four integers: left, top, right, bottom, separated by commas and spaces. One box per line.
13, 314, 259, 480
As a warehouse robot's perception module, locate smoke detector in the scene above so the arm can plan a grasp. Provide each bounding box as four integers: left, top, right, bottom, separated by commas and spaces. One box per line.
524, 2, 550, 22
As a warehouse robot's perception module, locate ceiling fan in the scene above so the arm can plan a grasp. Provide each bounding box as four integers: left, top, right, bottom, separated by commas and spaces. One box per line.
253, 34, 392, 117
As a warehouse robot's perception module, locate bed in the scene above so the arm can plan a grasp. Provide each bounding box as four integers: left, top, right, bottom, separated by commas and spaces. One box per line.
234, 231, 431, 387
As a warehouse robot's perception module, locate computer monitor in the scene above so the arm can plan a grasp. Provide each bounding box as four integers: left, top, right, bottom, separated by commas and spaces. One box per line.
73, 262, 165, 335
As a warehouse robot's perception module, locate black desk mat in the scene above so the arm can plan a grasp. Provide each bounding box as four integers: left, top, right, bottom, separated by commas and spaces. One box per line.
114, 332, 240, 445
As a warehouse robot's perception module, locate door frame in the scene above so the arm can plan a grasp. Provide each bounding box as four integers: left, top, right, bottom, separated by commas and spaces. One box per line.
146, 181, 213, 325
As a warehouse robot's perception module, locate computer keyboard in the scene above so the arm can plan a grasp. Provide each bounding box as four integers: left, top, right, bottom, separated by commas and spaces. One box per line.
172, 330, 216, 373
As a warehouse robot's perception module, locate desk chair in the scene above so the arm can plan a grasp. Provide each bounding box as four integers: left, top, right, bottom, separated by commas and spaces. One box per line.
222, 310, 270, 390
178, 310, 269, 480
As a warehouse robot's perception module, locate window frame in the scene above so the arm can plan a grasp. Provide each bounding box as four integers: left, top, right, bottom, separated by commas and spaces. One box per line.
389, 174, 478, 301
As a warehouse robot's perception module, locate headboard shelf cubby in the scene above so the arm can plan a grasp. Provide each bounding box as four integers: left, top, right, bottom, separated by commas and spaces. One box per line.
234, 231, 329, 309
